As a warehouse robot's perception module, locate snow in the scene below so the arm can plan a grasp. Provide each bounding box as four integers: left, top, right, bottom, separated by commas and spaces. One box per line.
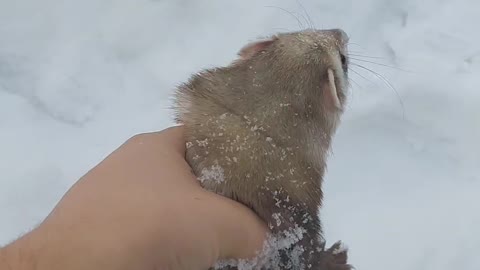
1, 0, 479, 269
214, 224, 308, 270
198, 163, 225, 184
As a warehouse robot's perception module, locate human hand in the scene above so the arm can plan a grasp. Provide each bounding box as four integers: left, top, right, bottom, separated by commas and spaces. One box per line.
0, 126, 267, 270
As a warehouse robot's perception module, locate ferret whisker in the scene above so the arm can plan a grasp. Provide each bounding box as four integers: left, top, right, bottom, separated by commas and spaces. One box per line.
350, 57, 411, 72
351, 63, 406, 119
265, 5, 305, 30
348, 76, 362, 90
346, 42, 368, 51
348, 53, 386, 60
349, 68, 374, 84
295, 0, 316, 29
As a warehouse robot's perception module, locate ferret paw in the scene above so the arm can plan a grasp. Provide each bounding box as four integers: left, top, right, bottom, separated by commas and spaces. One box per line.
319, 241, 353, 270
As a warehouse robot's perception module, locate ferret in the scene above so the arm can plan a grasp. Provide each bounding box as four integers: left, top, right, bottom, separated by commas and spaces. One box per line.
173, 28, 352, 270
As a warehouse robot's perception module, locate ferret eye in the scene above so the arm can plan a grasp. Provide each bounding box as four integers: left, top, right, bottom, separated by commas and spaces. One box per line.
340, 53, 347, 66
340, 53, 348, 72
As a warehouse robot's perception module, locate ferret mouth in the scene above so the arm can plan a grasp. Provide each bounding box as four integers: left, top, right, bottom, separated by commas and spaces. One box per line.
326, 52, 348, 109
327, 68, 341, 109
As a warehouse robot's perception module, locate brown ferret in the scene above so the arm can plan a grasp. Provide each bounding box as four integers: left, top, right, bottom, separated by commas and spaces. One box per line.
173, 28, 352, 270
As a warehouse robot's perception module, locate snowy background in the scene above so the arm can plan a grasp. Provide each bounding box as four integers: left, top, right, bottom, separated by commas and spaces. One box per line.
1, 0, 479, 269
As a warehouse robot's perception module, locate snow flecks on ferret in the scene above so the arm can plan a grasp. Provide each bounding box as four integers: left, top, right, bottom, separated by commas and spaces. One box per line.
198, 163, 225, 184
196, 138, 209, 147
192, 113, 320, 269
213, 222, 309, 270
272, 212, 282, 227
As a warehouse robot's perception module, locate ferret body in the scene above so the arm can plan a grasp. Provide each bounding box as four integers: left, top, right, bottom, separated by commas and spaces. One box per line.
173, 28, 351, 270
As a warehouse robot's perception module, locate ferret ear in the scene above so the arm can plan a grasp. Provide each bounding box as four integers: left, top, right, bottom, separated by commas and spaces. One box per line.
238, 37, 277, 60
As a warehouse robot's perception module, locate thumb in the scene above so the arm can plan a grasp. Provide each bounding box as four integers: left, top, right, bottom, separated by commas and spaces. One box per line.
210, 193, 268, 263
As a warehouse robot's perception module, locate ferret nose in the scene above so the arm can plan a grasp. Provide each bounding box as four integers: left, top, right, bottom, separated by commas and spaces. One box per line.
328, 29, 349, 45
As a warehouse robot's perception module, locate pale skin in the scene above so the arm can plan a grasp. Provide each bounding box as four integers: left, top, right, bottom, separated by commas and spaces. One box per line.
0, 126, 268, 270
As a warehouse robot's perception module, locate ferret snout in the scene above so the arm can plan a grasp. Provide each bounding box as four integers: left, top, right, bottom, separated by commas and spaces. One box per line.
325, 29, 349, 74
326, 28, 349, 47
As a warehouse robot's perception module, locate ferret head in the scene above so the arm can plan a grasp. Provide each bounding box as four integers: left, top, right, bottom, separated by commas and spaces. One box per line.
174, 29, 351, 135
236, 28, 350, 113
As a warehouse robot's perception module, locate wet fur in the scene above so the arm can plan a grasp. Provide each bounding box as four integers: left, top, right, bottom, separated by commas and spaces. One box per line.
173, 29, 352, 270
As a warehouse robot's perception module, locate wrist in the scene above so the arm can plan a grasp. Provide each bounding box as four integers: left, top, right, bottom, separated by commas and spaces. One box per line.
0, 234, 37, 270
0, 223, 116, 270
0, 246, 12, 270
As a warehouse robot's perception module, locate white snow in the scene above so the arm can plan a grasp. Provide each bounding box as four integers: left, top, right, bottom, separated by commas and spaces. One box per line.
1, 0, 479, 269
272, 213, 283, 227
214, 225, 308, 270
198, 164, 225, 184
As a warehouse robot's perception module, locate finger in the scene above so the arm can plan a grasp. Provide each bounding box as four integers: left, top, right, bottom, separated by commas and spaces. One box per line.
156, 125, 186, 154
127, 125, 186, 156
207, 192, 268, 262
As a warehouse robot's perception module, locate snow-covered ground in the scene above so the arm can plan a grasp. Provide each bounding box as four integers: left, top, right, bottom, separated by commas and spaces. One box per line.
1, 0, 478, 269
